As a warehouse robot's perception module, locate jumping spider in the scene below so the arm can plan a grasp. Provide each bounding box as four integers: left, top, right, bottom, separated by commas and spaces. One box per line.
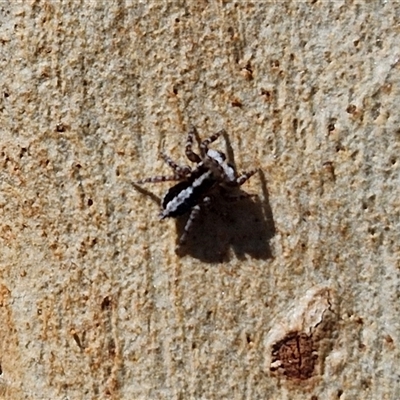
136, 125, 257, 246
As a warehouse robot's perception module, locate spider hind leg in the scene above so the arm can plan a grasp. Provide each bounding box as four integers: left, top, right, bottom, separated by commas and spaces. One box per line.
177, 196, 211, 247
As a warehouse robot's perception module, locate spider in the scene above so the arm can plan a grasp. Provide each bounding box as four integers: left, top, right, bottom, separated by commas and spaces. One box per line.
136, 125, 257, 246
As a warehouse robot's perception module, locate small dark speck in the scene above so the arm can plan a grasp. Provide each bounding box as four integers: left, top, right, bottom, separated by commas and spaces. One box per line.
20, 147, 28, 158
175, 18, 180, 23
337, 389, 344, 398
231, 98, 242, 107
346, 104, 357, 114
261, 88, 272, 101
101, 296, 111, 310
56, 123, 66, 132
384, 335, 393, 344
4, 92, 9, 98
271, 60, 280, 68
87, 198, 93, 206
324, 51, 332, 62
73, 332, 82, 348
328, 123, 335, 132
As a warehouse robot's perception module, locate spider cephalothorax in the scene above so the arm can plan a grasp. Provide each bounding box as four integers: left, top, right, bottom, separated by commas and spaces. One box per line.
137, 125, 257, 246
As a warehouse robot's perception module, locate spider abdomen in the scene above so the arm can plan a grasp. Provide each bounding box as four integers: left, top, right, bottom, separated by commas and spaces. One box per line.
161, 167, 216, 218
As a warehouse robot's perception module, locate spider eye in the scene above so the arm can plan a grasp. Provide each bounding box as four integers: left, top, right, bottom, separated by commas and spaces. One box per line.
207, 149, 226, 162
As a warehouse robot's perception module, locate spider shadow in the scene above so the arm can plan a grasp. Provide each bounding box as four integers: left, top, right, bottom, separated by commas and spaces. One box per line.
175, 169, 275, 263
132, 182, 161, 204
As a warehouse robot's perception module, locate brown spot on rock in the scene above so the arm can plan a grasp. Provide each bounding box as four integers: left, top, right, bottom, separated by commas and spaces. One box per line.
270, 331, 317, 380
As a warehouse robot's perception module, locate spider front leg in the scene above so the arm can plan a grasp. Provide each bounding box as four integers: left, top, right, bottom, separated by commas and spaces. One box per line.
161, 152, 191, 177
136, 175, 182, 184
185, 125, 202, 163
200, 129, 226, 156
137, 152, 191, 184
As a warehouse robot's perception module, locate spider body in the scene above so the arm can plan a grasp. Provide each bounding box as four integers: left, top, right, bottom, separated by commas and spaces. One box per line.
161, 165, 215, 218
137, 126, 257, 246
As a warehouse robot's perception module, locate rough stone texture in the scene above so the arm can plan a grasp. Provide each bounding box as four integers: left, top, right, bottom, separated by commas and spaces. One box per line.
0, 2, 399, 399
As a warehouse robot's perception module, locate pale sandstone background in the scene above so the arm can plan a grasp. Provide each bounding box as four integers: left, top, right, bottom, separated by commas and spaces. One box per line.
0, 2, 399, 400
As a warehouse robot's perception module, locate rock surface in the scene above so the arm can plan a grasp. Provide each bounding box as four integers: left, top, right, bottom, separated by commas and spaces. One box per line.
0, 2, 399, 399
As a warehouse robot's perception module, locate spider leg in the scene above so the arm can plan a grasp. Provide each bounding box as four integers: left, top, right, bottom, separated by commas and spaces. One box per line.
136, 175, 182, 184
236, 169, 257, 186
185, 125, 202, 163
178, 196, 211, 246
178, 205, 201, 246
160, 152, 191, 177
200, 129, 226, 156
